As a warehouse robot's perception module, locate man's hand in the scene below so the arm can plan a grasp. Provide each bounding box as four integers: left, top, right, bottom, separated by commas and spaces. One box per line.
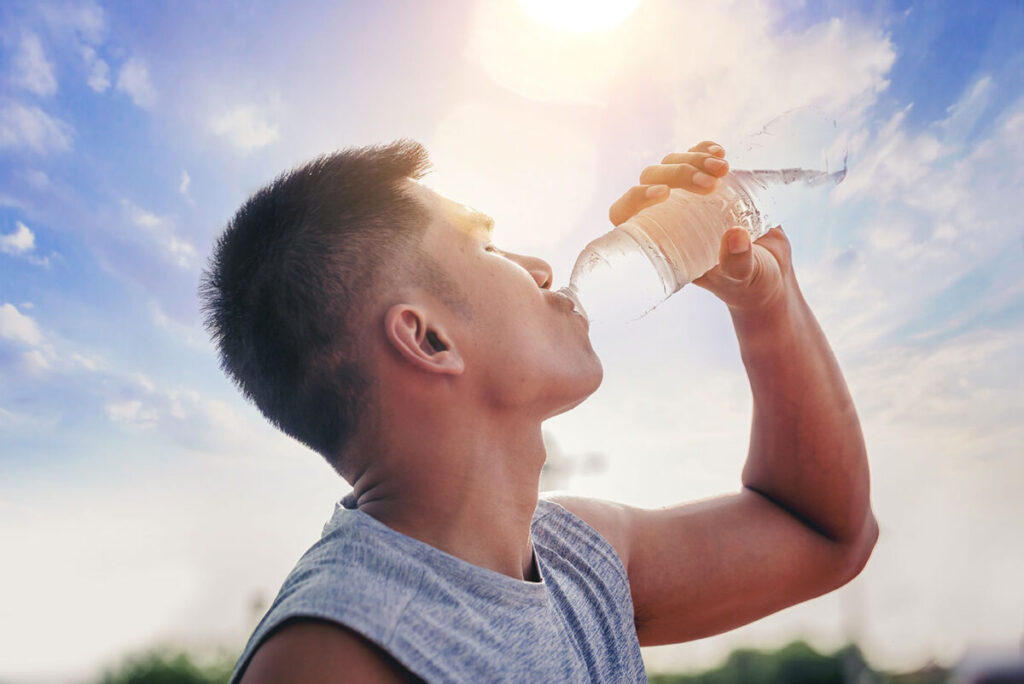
607, 140, 729, 226
693, 225, 792, 314
609, 141, 794, 313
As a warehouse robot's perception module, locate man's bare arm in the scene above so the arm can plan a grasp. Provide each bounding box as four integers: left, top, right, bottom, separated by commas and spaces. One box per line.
551, 147, 877, 646
731, 258, 874, 545
241, 619, 422, 683
552, 273, 877, 644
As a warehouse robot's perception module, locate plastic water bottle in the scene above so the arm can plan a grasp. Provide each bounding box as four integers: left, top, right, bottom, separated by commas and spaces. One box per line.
557, 167, 846, 322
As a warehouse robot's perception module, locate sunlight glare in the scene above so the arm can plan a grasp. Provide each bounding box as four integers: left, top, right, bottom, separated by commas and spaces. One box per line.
519, 0, 641, 33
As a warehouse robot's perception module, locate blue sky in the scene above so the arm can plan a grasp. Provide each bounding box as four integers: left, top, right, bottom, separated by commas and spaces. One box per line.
2, 0, 1023, 680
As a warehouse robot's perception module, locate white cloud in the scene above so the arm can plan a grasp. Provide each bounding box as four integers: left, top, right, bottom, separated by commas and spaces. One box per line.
40, 0, 107, 45
166, 236, 197, 266
22, 348, 52, 372
0, 102, 73, 153
0, 302, 44, 347
129, 206, 161, 229
0, 221, 35, 255
116, 57, 157, 108
105, 399, 158, 428
133, 373, 155, 393
148, 300, 207, 349
71, 352, 101, 371
24, 169, 50, 189
0, 302, 59, 374
179, 169, 191, 196
0, 405, 52, 428
80, 45, 111, 93
799, 85, 1024, 357
211, 105, 279, 151
13, 33, 58, 96
121, 199, 197, 268
941, 76, 993, 146
665, 11, 894, 154
101, 376, 264, 455
1, 220, 52, 267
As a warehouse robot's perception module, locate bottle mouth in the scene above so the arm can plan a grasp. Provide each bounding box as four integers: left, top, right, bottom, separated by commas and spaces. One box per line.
554, 285, 587, 320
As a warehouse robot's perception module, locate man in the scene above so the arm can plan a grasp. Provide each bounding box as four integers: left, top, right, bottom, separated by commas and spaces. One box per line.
201, 139, 877, 683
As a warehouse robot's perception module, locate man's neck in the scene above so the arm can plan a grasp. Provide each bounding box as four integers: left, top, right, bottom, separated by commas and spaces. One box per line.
347, 414, 547, 583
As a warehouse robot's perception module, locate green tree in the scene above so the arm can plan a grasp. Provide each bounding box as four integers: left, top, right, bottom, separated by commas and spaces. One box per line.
648, 640, 873, 684
97, 649, 234, 684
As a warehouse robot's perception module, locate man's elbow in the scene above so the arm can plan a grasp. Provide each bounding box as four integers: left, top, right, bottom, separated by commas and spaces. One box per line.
832, 510, 879, 589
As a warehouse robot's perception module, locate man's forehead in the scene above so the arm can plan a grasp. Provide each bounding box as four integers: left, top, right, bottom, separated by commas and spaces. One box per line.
408, 179, 494, 236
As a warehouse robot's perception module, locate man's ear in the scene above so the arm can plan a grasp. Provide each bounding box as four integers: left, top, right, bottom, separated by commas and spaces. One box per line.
384, 304, 464, 375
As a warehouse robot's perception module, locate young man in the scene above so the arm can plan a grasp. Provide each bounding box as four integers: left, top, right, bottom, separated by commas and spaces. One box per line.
201, 139, 877, 683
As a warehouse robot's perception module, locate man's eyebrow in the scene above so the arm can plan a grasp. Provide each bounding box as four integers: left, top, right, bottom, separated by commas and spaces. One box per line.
466, 211, 494, 235
476, 214, 495, 234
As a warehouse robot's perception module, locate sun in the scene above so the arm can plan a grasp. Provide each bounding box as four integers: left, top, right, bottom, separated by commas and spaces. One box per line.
519, 0, 641, 33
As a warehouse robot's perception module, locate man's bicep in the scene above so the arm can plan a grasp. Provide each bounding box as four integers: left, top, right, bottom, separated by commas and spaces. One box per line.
241, 618, 421, 683
626, 489, 873, 646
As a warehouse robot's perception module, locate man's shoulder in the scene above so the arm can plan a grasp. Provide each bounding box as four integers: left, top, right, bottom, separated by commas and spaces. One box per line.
536, 493, 633, 575
240, 618, 423, 684
229, 506, 426, 682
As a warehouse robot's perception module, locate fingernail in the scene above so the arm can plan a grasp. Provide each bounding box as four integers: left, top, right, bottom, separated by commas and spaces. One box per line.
704, 157, 727, 173
645, 185, 668, 199
728, 231, 750, 254
693, 171, 715, 189
710, 145, 725, 157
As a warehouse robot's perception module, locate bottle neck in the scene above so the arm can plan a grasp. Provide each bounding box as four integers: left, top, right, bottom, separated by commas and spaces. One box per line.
555, 284, 587, 320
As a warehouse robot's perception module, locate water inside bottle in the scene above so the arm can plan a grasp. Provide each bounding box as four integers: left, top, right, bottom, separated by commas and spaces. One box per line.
559, 227, 671, 323
560, 164, 847, 324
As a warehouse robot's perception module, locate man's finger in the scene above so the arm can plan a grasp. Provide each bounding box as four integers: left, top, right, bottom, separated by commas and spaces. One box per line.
638, 163, 719, 195
608, 184, 670, 226
659, 151, 730, 177
688, 140, 726, 157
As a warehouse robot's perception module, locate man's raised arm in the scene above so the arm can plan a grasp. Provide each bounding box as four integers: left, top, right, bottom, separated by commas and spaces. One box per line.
549, 143, 877, 646
727, 230, 875, 547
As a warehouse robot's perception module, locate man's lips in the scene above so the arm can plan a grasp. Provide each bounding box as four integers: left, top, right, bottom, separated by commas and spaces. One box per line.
550, 289, 588, 323
550, 289, 575, 311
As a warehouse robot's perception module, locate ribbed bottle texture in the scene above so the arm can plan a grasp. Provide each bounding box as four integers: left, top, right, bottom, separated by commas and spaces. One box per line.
559, 168, 845, 323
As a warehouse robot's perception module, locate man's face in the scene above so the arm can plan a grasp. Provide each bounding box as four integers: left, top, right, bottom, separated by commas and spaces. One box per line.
406, 181, 602, 417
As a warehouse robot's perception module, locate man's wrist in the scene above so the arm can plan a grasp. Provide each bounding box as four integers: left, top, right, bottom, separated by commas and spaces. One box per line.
727, 281, 808, 353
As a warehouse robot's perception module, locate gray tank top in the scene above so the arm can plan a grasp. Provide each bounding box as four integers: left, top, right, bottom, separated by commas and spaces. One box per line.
230, 497, 646, 683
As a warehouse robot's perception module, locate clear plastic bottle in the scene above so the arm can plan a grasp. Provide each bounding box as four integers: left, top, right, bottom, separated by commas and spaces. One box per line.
558, 167, 846, 323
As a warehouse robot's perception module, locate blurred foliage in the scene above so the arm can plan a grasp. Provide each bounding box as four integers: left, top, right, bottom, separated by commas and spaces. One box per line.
98, 639, 955, 684
648, 640, 952, 684
881, 662, 954, 684
96, 649, 234, 684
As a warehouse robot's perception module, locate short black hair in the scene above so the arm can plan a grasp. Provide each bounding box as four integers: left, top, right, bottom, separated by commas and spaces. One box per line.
199, 140, 432, 471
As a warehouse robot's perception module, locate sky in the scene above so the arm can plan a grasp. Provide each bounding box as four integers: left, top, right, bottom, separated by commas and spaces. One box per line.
1, 0, 1022, 680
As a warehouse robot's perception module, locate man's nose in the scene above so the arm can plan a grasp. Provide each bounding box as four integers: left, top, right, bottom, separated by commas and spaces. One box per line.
510, 253, 553, 290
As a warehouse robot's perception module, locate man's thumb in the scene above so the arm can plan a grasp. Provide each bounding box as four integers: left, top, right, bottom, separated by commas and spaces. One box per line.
720, 228, 755, 280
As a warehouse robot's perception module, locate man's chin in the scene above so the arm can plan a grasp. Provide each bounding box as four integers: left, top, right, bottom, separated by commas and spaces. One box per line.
545, 365, 603, 418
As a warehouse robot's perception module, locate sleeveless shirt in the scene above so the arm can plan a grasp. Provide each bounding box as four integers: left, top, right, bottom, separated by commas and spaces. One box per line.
229, 497, 647, 683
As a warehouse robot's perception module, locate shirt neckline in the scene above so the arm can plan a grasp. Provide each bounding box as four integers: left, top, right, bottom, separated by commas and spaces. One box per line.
335, 503, 551, 604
